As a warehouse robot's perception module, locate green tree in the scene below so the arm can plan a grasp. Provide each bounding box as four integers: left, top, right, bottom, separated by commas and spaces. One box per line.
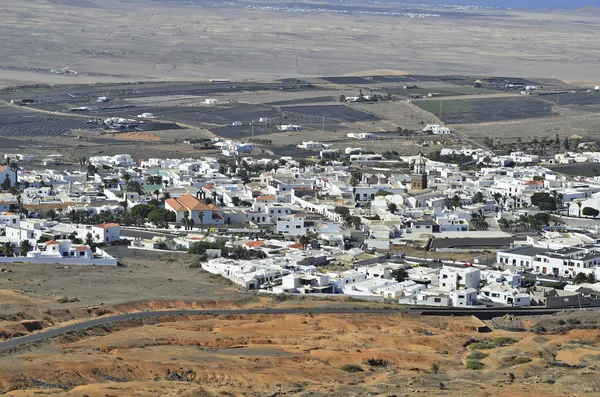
338, 94, 346, 102
1, 242, 15, 257
350, 171, 362, 187
574, 272, 588, 284
126, 181, 144, 195
198, 211, 204, 232
19, 240, 32, 256
84, 232, 95, 247
582, 207, 599, 218
47, 209, 57, 221
130, 204, 153, 219
298, 234, 311, 250
387, 202, 398, 214
148, 209, 176, 228
450, 194, 461, 209
86, 164, 98, 176
391, 268, 408, 282
473, 191, 484, 204
563, 136, 570, 150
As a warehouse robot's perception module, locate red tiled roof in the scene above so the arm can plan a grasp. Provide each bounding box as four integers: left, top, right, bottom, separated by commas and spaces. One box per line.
245, 240, 265, 248
202, 184, 215, 190
96, 222, 120, 228
75, 246, 89, 251
256, 195, 276, 201
0, 165, 6, 172
45, 240, 59, 245
525, 181, 543, 186
166, 194, 222, 212
289, 243, 304, 249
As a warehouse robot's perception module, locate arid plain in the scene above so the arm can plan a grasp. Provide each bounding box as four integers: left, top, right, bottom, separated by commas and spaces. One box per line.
2, 1, 600, 396
1, 0, 600, 86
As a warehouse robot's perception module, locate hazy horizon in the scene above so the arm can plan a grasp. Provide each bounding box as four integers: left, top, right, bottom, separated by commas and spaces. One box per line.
412, 0, 600, 9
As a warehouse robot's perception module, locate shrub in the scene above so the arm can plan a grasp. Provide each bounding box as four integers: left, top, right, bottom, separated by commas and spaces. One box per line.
431, 363, 440, 374
340, 364, 364, 373
467, 351, 488, 360
494, 337, 518, 346
466, 360, 484, 370
365, 358, 389, 367
56, 297, 79, 304
544, 379, 556, 384
508, 373, 515, 383
469, 342, 496, 350
514, 357, 532, 365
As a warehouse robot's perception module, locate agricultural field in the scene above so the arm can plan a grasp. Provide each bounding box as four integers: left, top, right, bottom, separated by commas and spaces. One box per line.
415, 97, 556, 124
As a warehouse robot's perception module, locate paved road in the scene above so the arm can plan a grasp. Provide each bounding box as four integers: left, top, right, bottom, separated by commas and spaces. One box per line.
0, 307, 404, 352
3, 304, 598, 353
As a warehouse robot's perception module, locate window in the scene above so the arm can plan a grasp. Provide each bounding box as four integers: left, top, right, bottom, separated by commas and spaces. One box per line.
458, 295, 465, 299
442, 275, 448, 279
286, 225, 289, 228
434, 298, 442, 303
295, 225, 301, 228
80, 251, 85, 256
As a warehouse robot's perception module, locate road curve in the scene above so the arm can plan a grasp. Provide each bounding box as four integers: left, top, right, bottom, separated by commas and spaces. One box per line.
0, 307, 405, 352
1, 305, 594, 352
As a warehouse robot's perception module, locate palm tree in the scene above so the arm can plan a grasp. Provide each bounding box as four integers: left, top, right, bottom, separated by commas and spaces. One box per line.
1, 242, 15, 257
211, 191, 218, 206
450, 195, 461, 210
576, 201, 582, 218
182, 211, 191, 231
153, 190, 160, 201
387, 202, 398, 215
298, 234, 310, 251
19, 240, 32, 257
198, 211, 204, 233
160, 192, 171, 203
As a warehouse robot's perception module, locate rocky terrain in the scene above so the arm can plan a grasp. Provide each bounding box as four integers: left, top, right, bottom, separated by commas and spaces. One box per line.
0, 309, 599, 396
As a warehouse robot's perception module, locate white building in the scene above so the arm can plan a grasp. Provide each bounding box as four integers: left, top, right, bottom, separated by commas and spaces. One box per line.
439, 266, 480, 291
480, 283, 530, 306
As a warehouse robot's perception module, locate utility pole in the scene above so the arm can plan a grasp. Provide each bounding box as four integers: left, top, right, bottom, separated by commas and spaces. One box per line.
251, 119, 255, 140
439, 101, 442, 120
322, 116, 325, 134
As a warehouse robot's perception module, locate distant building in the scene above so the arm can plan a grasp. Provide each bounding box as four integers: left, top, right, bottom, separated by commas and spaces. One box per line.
0, 165, 16, 189
411, 154, 427, 190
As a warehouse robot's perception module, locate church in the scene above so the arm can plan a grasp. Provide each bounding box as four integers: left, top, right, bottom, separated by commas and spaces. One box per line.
411, 154, 428, 190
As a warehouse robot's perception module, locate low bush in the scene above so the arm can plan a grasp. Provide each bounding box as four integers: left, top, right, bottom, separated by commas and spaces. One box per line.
469, 342, 496, 350
514, 357, 532, 365
56, 297, 79, 304
466, 360, 484, 370
494, 337, 518, 346
365, 358, 389, 367
340, 364, 364, 373
467, 351, 488, 360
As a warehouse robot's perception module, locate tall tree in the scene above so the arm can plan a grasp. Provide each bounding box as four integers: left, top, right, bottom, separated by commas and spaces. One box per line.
19, 240, 32, 256
1, 242, 15, 257
387, 202, 398, 215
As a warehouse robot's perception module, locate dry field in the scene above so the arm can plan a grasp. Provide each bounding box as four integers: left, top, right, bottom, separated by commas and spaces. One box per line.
0, 310, 598, 396
1, 1, 600, 87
